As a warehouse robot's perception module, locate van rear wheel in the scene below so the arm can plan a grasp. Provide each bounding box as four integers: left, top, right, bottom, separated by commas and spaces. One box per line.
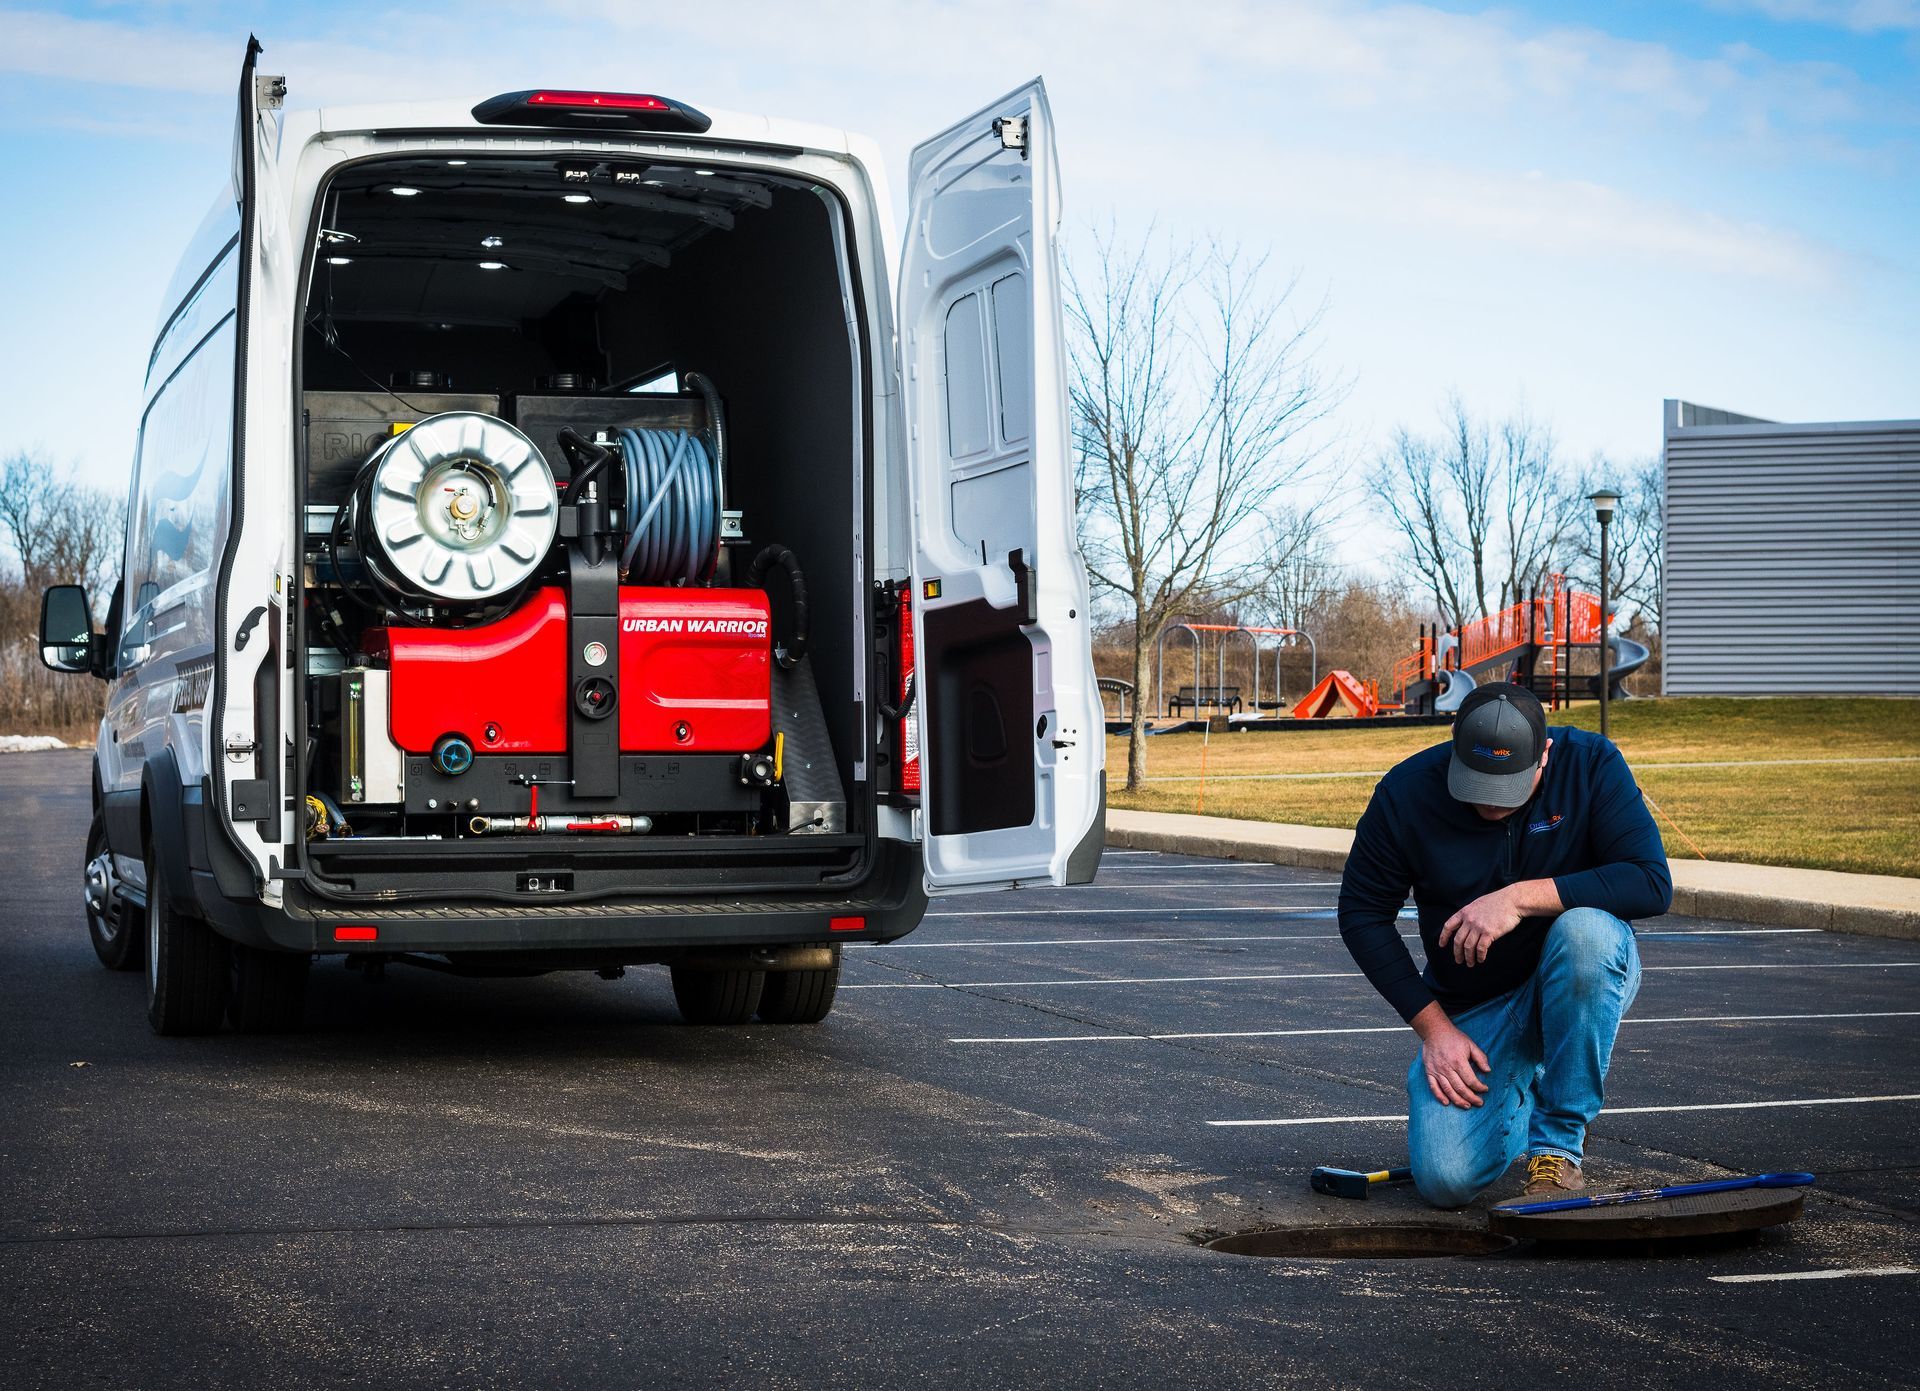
670, 965, 765, 1025
757, 956, 840, 1024
228, 945, 311, 1033
84, 814, 141, 972
145, 839, 230, 1036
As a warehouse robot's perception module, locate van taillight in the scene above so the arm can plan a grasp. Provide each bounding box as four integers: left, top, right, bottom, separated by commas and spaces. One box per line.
898, 587, 920, 796
334, 925, 378, 942
530, 90, 669, 111
472, 89, 712, 134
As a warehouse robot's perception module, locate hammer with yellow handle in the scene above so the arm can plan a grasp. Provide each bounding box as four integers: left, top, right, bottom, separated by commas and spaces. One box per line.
1310, 1165, 1413, 1200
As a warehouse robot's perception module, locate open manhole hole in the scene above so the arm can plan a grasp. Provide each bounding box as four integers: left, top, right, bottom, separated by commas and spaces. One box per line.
1204, 1224, 1514, 1260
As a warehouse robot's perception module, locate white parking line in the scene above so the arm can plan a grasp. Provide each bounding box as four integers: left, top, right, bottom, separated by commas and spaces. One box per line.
843, 962, 1920, 990
854, 932, 1357, 950
860, 928, 1817, 951
924, 906, 1346, 918
1647, 962, 1920, 973
947, 1010, 1920, 1045
1636, 929, 1820, 937
1040, 882, 1349, 890
840, 970, 1369, 991
1207, 1093, 1920, 1127
1710, 1267, 1918, 1284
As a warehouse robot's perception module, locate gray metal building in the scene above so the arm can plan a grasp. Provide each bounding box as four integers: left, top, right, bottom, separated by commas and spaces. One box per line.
1662, 399, 1919, 695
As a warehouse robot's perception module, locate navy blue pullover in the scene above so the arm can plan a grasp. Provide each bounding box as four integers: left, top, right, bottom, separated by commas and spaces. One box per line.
1337, 727, 1672, 1023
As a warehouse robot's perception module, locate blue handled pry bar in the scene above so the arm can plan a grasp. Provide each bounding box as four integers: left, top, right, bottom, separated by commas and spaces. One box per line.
1495, 1171, 1815, 1217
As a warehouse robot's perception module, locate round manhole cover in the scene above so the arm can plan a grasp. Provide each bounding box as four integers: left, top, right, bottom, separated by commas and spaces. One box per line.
1204, 1224, 1515, 1260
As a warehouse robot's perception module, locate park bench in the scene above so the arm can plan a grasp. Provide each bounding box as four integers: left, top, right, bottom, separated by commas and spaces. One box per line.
1168, 684, 1242, 716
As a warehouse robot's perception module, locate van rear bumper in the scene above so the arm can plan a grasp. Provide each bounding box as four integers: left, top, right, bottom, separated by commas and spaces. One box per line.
239, 836, 926, 956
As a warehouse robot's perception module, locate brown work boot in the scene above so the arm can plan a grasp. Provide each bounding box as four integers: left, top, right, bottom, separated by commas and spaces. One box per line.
1521, 1153, 1584, 1197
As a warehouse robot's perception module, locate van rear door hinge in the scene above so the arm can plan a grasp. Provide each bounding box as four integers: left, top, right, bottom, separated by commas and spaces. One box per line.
993, 116, 1028, 157
255, 74, 287, 109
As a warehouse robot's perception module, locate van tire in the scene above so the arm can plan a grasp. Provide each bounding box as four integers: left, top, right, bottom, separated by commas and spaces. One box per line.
145, 838, 230, 1036
228, 946, 311, 1033
84, 814, 142, 972
670, 965, 765, 1025
757, 958, 840, 1024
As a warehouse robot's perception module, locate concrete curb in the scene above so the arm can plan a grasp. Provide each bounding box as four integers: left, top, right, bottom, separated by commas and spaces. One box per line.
1106, 809, 1920, 942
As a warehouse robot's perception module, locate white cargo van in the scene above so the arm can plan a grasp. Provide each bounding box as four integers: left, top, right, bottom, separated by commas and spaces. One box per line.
39, 40, 1104, 1035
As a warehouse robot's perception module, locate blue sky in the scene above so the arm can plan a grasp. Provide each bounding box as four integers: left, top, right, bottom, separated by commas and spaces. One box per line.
1, 0, 1914, 565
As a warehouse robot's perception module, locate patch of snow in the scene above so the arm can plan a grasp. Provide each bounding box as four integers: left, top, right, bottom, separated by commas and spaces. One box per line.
0, 735, 70, 753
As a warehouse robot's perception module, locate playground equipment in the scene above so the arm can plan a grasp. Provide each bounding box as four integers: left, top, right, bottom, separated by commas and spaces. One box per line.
1291, 670, 1386, 719
1097, 677, 1135, 720
1390, 573, 1649, 716
1431, 634, 1476, 712
1110, 578, 1646, 730
1152, 622, 1316, 720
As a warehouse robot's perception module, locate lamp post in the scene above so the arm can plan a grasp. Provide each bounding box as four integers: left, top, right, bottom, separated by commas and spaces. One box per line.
1589, 486, 1622, 739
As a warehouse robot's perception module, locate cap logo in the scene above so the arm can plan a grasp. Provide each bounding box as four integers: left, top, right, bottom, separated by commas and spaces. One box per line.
1472, 744, 1514, 760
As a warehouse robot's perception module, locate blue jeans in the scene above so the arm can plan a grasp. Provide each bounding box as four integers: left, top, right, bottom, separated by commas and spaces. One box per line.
1406, 908, 1641, 1208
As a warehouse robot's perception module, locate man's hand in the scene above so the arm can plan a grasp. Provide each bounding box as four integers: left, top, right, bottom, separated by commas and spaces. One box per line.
1411, 1002, 1489, 1108
1439, 878, 1568, 966
1439, 887, 1525, 966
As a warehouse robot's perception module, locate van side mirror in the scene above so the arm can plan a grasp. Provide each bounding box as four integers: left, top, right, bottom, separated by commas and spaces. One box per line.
40, 585, 94, 674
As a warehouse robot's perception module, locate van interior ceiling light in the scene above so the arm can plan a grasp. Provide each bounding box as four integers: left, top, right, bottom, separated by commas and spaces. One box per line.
562, 193, 593, 204
357, 413, 559, 603
390, 185, 421, 197
477, 261, 508, 271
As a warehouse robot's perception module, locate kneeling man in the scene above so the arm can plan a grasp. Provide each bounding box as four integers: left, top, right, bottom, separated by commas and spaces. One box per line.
1338, 683, 1671, 1206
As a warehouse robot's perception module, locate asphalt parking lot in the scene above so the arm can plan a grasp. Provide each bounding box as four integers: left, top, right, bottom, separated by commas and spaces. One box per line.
3, 749, 1917, 1389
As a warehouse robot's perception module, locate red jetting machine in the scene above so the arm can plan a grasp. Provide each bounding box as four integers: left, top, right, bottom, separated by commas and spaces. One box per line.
305, 375, 840, 842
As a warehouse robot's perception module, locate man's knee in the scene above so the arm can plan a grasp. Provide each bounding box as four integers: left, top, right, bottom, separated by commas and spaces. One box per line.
1543, 908, 1632, 988
1406, 1095, 1508, 1208
1411, 1157, 1486, 1209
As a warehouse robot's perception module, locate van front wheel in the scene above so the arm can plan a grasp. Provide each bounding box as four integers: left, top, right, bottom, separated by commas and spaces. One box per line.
670, 965, 765, 1025
84, 814, 141, 972
144, 840, 230, 1036
757, 956, 840, 1025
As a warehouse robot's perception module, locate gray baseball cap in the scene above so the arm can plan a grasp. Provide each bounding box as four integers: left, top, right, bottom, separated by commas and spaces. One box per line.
1447, 683, 1548, 807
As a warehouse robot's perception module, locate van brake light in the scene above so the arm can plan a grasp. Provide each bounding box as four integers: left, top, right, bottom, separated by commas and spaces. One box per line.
472, 90, 712, 134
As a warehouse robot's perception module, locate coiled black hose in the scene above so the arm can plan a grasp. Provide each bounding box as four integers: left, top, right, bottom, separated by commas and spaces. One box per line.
747, 543, 808, 668
685, 370, 727, 490
617, 428, 718, 583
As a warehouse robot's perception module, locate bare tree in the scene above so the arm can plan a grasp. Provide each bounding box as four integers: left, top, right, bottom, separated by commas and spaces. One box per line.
1569, 456, 1663, 630
1068, 230, 1336, 791
1257, 503, 1337, 632
1371, 427, 1468, 630
0, 451, 124, 597
1495, 411, 1572, 611
1370, 398, 1573, 631
0, 451, 125, 736
1441, 398, 1497, 620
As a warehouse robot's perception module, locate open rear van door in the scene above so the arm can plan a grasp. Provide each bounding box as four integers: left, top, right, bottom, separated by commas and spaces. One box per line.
899, 80, 1105, 894
211, 36, 297, 886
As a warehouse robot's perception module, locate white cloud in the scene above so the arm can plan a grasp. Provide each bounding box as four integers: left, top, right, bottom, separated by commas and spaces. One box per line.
1070, 130, 1843, 287
0, 6, 229, 93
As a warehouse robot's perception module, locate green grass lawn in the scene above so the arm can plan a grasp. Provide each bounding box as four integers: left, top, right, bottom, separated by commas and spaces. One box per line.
1107, 697, 1920, 878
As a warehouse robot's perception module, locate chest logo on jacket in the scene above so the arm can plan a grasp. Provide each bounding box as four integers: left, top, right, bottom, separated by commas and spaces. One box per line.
1527, 812, 1565, 835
